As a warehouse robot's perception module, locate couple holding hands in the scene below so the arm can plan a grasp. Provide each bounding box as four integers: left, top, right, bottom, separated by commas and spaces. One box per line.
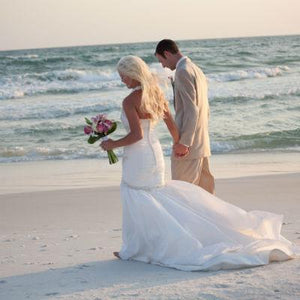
100, 39, 296, 271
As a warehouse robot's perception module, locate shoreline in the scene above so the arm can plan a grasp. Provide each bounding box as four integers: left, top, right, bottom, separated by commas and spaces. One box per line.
1, 151, 299, 195
1, 172, 300, 197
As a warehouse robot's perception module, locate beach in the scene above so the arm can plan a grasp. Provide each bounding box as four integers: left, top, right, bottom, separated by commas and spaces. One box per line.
1, 155, 300, 300
1, 35, 299, 299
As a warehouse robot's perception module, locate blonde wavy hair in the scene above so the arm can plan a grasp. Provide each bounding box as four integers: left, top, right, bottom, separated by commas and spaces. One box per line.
117, 55, 168, 121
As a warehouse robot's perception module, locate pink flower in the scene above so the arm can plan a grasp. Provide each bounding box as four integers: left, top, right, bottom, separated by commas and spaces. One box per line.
96, 123, 105, 133
84, 125, 93, 135
104, 119, 112, 129
92, 114, 106, 125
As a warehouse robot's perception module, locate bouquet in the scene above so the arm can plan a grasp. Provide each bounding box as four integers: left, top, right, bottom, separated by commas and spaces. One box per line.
84, 114, 118, 164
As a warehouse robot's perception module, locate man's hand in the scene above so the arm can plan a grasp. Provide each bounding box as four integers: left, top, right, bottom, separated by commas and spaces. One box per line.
173, 143, 189, 158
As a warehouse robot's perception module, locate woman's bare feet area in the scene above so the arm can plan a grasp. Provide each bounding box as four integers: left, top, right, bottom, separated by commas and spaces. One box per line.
113, 251, 121, 259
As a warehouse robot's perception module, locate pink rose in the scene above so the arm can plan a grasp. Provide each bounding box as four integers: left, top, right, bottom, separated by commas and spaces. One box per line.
92, 114, 106, 124
84, 125, 93, 135
104, 119, 112, 128
96, 123, 105, 133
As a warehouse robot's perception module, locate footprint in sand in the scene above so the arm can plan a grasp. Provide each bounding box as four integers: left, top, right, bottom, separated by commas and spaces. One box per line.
89, 247, 103, 251
40, 244, 48, 251
69, 234, 79, 238
2, 257, 16, 264
3, 238, 16, 242
64, 234, 79, 241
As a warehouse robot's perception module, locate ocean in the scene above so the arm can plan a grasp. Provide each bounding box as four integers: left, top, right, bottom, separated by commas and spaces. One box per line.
0, 35, 299, 164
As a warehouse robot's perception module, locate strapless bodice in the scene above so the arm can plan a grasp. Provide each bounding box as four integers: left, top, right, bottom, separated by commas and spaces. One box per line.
120, 110, 165, 189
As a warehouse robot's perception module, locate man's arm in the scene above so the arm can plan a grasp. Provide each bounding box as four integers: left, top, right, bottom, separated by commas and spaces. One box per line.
176, 68, 199, 147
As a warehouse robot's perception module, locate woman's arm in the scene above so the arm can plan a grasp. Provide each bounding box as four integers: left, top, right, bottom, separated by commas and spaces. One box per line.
100, 95, 143, 151
163, 107, 180, 144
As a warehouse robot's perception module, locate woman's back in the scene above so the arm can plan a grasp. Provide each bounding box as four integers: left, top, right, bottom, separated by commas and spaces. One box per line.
121, 110, 165, 189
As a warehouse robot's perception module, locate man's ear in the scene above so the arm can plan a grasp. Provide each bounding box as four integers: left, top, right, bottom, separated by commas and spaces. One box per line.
163, 50, 171, 59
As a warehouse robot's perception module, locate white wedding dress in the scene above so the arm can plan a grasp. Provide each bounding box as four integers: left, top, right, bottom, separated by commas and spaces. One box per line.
118, 110, 297, 271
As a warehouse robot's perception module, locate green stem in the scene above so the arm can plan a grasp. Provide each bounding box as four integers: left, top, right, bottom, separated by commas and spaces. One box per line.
107, 150, 118, 164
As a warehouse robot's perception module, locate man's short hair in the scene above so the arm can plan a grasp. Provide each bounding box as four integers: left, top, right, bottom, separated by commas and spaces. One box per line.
155, 39, 179, 58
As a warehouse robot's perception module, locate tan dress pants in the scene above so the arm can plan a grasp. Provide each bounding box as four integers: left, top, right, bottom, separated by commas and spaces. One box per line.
171, 157, 215, 195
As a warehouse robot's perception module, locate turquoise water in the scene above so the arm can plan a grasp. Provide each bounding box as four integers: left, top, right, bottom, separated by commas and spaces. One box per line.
0, 35, 299, 163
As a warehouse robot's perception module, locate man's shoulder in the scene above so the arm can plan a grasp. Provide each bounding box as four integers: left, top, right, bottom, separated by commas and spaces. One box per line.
176, 62, 193, 78
175, 67, 194, 86
186, 60, 205, 80
176, 63, 202, 86
178, 58, 201, 72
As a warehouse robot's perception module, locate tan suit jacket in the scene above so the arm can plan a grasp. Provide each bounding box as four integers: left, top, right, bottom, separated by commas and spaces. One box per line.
173, 57, 211, 160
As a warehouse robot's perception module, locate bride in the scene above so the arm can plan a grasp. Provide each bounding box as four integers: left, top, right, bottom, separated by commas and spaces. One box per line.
100, 55, 297, 271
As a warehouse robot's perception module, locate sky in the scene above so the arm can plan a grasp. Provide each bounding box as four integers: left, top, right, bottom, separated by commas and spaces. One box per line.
0, 0, 299, 51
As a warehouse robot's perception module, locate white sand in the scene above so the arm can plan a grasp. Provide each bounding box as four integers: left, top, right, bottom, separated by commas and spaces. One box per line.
1, 151, 299, 195
0, 171, 299, 299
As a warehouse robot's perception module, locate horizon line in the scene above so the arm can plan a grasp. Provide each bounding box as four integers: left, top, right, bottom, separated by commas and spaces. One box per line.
1, 33, 299, 52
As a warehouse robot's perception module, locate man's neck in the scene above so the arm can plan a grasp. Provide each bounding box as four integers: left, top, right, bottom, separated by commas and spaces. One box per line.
174, 53, 184, 66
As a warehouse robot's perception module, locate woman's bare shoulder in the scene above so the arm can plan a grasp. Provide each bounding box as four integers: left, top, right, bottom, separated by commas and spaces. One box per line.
123, 91, 142, 108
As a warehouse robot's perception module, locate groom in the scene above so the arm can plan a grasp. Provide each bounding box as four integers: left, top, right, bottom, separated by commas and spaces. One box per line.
155, 39, 215, 194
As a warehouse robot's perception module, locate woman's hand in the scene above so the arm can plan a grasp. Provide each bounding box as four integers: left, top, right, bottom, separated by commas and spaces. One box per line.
100, 139, 115, 151
173, 143, 189, 158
